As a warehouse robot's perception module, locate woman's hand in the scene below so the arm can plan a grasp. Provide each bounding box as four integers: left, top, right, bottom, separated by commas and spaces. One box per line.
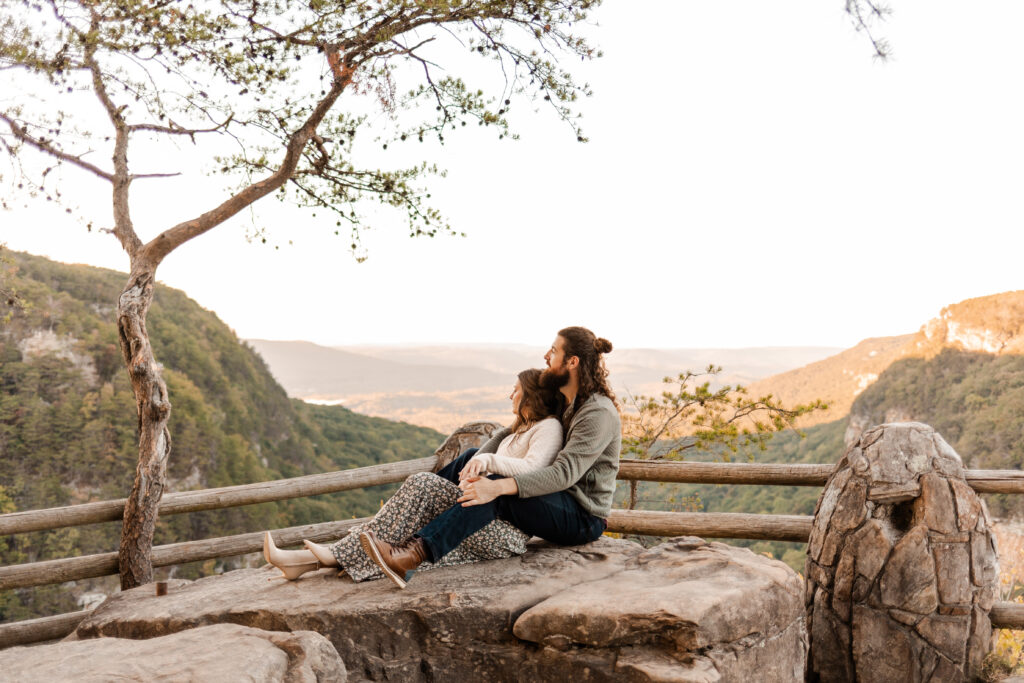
457, 476, 517, 507
459, 457, 486, 481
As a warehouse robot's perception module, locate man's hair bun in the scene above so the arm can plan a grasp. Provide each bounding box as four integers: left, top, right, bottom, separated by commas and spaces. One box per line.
593, 337, 613, 354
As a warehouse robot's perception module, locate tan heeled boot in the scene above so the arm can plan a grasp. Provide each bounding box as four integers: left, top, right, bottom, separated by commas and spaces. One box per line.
263, 531, 320, 580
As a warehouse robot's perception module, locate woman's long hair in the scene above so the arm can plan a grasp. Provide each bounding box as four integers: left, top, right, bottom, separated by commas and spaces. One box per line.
509, 368, 564, 435
559, 326, 618, 408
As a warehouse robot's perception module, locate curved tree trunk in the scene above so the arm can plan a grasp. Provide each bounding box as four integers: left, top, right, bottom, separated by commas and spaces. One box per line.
116, 263, 172, 589
100, 50, 353, 589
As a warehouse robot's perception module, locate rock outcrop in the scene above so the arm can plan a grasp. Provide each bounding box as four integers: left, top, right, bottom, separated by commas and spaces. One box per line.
806, 422, 999, 682
514, 537, 807, 682
913, 291, 1024, 357
0, 623, 346, 682
431, 420, 502, 471
70, 536, 806, 681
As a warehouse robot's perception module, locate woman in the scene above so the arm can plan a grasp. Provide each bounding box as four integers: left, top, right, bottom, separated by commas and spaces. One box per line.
263, 368, 564, 585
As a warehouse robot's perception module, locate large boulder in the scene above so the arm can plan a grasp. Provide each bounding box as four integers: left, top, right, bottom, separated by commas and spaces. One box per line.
806, 422, 999, 682
514, 537, 807, 682
72, 536, 806, 681
0, 623, 345, 682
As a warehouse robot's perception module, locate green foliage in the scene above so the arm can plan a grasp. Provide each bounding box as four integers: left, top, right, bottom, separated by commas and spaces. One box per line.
622, 366, 827, 461
0, 251, 443, 621
618, 419, 847, 571
620, 366, 827, 510
0, 243, 28, 324
851, 348, 1024, 517
1, 0, 602, 253
632, 347, 1024, 573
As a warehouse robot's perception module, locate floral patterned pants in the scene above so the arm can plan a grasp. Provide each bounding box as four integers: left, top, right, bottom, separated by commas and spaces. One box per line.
330, 471, 530, 582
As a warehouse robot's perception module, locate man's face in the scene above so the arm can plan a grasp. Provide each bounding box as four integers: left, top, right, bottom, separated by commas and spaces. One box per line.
541, 336, 571, 389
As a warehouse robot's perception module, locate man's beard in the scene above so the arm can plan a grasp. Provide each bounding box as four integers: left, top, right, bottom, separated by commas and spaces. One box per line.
540, 363, 570, 391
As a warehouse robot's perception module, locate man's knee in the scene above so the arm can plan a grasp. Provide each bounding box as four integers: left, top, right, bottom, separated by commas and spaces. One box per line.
493, 494, 521, 520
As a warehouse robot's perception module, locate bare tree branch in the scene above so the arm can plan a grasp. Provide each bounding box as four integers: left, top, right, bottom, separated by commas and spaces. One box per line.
82, 12, 141, 258
0, 112, 114, 181
130, 115, 234, 140
141, 49, 356, 265
130, 171, 183, 179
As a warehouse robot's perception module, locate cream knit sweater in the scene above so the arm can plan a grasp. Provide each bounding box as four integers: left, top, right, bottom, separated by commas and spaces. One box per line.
468, 417, 563, 477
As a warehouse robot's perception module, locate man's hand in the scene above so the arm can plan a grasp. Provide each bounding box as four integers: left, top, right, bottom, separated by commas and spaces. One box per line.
458, 457, 486, 481
457, 476, 518, 507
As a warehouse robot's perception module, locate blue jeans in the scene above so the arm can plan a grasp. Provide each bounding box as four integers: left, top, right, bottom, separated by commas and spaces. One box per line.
416, 449, 606, 562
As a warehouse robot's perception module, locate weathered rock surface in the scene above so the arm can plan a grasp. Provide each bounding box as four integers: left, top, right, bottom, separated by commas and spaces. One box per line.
806, 422, 999, 682
515, 537, 807, 682
431, 420, 502, 471
0, 623, 345, 682
71, 536, 806, 681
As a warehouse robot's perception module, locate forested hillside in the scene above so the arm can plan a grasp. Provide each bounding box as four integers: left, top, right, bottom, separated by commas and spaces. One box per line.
848, 349, 1024, 516
0, 251, 444, 622
635, 331, 1024, 571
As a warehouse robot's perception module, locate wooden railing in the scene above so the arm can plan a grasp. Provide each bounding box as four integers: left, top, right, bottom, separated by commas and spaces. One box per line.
4, 457, 1024, 648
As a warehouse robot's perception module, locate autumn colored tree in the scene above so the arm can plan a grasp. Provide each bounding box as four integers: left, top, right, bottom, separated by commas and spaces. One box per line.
0, 0, 601, 588
620, 366, 827, 510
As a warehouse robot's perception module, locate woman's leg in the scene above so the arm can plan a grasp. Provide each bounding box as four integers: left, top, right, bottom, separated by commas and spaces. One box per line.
329, 471, 461, 581
263, 531, 321, 580
303, 540, 340, 567
415, 488, 604, 563
423, 519, 529, 571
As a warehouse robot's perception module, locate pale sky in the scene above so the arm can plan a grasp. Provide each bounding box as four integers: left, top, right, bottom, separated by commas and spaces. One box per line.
3, 1, 1023, 349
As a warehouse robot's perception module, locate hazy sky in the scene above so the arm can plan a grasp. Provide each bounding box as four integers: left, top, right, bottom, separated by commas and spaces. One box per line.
4, 1, 1023, 349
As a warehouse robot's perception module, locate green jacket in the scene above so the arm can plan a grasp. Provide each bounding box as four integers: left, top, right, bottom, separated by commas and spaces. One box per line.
476, 393, 621, 518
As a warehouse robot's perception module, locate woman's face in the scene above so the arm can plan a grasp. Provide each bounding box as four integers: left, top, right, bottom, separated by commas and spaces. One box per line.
510, 380, 523, 416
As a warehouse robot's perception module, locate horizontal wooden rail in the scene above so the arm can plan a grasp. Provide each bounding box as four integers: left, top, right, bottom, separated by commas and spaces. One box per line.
1, 510, 814, 592
963, 469, 1024, 494
991, 602, 1024, 629
617, 460, 833, 486
608, 509, 813, 542
6, 460, 1024, 539
616, 460, 1024, 493
0, 457, 437, 537
0, 609, 91, 648
0, 517, 370, 592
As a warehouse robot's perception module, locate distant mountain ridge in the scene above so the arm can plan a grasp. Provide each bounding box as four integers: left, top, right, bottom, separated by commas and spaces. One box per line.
635, 291, 1024, 568
746, 290, 1024, 430
911, 291, 1024, 357
247, 340, 510, 395
746, 335, 915, 427
248, 340, 844, 431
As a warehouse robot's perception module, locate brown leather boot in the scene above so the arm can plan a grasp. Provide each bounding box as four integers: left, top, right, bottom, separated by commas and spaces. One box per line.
358, 531, 428, 589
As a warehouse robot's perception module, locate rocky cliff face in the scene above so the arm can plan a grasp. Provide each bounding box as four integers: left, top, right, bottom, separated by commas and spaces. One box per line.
748, 291, 1024, 438
912, 291, 1024, 358
844, 292, 1024, 449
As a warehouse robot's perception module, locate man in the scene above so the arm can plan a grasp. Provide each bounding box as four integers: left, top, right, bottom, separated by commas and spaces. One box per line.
359, 326, 621, 588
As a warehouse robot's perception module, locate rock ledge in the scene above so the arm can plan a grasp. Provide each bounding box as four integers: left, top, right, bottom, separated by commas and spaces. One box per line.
40, 536, 805, 681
